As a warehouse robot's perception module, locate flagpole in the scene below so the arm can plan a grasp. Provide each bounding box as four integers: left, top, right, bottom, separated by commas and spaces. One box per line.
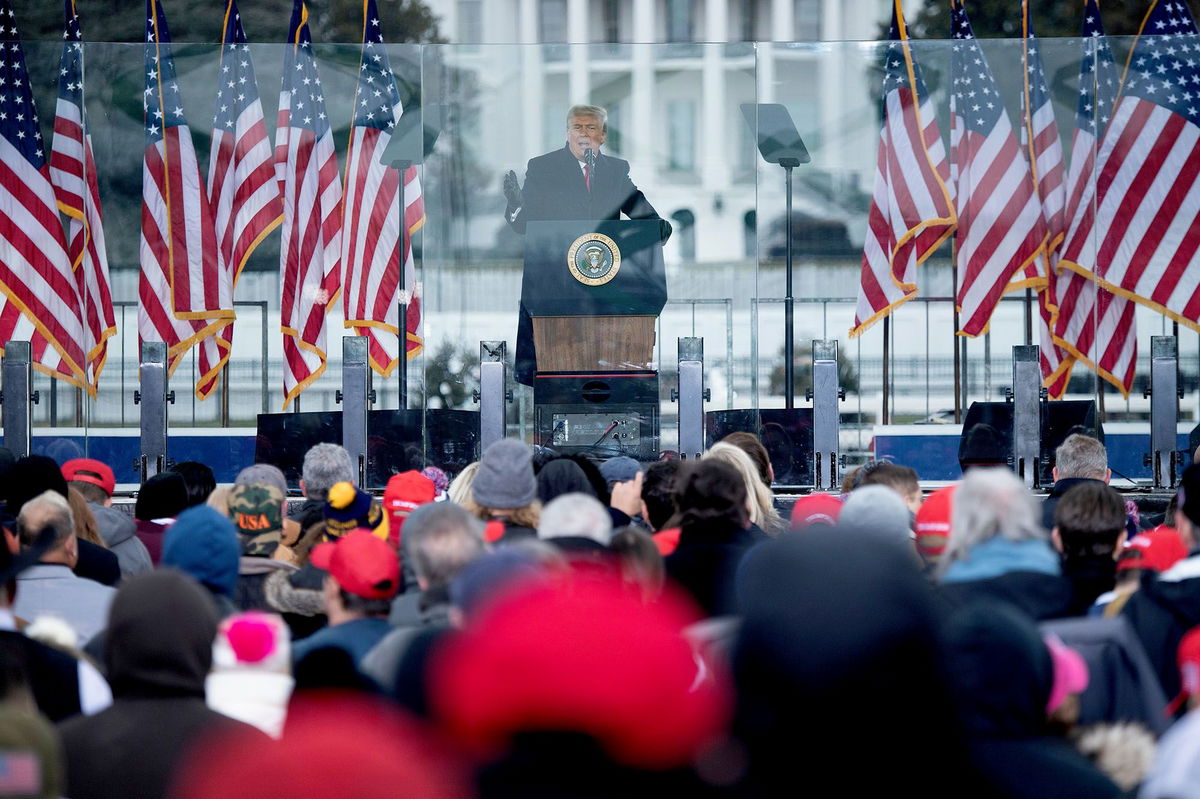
952, 243, 961, 424
882, 316, 891, 425
395, 159, 409, 410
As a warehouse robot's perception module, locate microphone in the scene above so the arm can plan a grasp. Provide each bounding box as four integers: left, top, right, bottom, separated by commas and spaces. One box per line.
584, 148, 596, 169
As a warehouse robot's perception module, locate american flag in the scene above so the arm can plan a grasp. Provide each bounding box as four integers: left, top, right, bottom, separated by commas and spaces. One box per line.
1053, 0, 1138, 397
0, 0, 86, 389
1059, 0, 1200, 381
849, 0, 955, 338
1020, 2, 1070, 397
342, 0, 426, 373
49, 0, 116, 397
950, 0, 1048, 337
276, 0, 342, 408
140, 0, 231, 393
204, 0, 282, 398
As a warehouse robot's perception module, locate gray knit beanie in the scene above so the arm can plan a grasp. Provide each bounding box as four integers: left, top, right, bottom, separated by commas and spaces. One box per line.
472, 438, 537, 510
838, 484, 913, 542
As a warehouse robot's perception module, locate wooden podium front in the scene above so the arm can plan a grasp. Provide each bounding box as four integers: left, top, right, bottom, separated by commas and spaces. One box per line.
531, 315, 656, 373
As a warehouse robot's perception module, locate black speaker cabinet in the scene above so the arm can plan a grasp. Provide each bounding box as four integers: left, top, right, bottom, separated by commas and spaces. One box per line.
256, 408, 480, 490
533, 371, 659, 460
959, 400, 1101, 485
705, 408, 814, 488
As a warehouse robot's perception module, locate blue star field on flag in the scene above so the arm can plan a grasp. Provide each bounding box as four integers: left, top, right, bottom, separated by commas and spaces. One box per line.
950, 1, 1007, 137
1123, 1, 1200, 128
144, 0, 186, 145
0, 0, 45, 168
354, 0, 402, 132
214, 3, 261, 133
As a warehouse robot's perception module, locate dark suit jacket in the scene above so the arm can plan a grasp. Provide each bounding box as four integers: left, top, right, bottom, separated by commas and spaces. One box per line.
510, 145, 665, 233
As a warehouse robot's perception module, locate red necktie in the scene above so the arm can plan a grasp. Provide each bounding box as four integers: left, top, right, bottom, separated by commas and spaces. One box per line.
584, 164, 591, 191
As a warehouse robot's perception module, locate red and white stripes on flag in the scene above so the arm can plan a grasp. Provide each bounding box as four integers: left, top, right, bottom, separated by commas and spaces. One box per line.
342, 0, 426, 374
1060, 1, 1200, 392
949, 0, 1048, 337
850, 0, 954, 338
0, 0, 87, 389
277, 0, 342, 408
1052, 0, 1138, 397
204, 0, 283, 398
1020, 3, 1070, 398
140, 0, 231, 394
49, 0, 116, 396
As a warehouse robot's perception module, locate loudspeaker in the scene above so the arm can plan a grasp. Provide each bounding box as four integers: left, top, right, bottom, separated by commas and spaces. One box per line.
959, 400, 1101, 484
705, 408, 814, 487
256, 409, 480, 490
533, 371, 659, 460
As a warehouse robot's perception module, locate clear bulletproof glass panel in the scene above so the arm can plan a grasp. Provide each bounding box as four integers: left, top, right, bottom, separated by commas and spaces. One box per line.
0, 27, 1191, 488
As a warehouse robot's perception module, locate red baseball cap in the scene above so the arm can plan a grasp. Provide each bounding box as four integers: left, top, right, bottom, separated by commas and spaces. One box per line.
382, 471, 436, 548
790, 493, 842, 528
915, 485, 957, 558
310, 529, 399, 600
1117, 526, 1189, 574
1166, 626, 1200, 715
62, 458, 115, 497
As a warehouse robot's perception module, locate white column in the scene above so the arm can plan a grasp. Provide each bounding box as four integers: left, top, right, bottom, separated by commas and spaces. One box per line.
770, 0, 793, 41
701, 0, 728, 192
568, 0, 590, 101
631, 0, 655, 173
521, 0, 544, 158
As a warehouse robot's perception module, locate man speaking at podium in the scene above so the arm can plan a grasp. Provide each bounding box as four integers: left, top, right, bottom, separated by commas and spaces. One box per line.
504, 104, 671, 385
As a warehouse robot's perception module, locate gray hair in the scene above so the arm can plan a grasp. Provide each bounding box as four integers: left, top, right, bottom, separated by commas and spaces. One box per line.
538, 492, 613, 546
301, 443, 355, 499
17, 490, 74, 549
940, 467, 1044, 575
567, 104, 608, 132
1054, 434, 1108, 480
407, 502, 487, 588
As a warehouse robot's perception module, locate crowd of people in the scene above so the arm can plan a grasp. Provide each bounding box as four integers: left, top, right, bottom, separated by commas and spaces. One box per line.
4, 431, 1200, 797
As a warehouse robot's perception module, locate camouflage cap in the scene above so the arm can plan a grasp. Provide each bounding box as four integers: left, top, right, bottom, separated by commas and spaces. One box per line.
228, 482, 284, 557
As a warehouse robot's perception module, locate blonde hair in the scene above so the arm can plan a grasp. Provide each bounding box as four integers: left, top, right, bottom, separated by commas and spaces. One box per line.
66, 487, 105, 548
447, 462, 480, 507
704, 442, 784, 534
461, 496, 542, 531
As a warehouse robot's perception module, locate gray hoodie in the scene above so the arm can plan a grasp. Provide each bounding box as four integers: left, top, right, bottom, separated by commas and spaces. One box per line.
90, 503, 153, 578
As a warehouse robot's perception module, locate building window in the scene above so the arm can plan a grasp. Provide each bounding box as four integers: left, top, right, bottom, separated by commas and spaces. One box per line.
794, 0, 821, 40
540, 0, 568, 41
667, 100, 695, 171
458, 0, 482, 48
671, 209, 696, 261
666, 0, 694, 42
743, 210, 756, 258
605, 103, 622, 155
738, 0, 758, 41
602, 0, 620, 42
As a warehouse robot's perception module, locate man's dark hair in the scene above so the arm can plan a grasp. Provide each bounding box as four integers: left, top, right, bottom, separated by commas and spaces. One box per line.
134, 472, 189, 521
642, 460, 681, 531
720, 432, 772, 486
673, 460, 749, 531
338, 590, 392, 618
173, 462, 216, 508
68, 480, 109, 506
1054, 481, 1126, 560
859, 462, 919, 498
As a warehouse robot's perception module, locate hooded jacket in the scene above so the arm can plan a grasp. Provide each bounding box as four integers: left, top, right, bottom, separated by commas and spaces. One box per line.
1120, 555, 1200, 699
938, 538, 1074, 621
944, 602, 1121, 799
58, 570, 262, 799
90, 502, 153, 578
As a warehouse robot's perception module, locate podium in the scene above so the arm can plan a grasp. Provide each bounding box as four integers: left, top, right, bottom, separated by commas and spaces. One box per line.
523, 220, 667, 459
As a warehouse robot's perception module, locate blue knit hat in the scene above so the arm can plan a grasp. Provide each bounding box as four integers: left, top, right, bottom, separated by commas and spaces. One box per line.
162, 505, 241, 597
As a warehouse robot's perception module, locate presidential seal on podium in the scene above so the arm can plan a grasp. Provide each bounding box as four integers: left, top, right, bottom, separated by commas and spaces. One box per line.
567, 232, 622, 286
